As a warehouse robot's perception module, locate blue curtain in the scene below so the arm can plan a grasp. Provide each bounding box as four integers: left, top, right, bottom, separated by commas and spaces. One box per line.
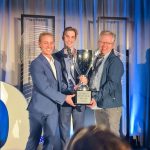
131, 0, 150, 147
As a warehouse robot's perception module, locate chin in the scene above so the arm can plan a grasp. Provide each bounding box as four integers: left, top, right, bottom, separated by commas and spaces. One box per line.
67, 45, 73, 48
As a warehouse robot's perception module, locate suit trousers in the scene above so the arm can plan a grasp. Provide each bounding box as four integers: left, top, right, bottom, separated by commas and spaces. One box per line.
59, 106, 86, 150
25, 112, 58, 150
94, 107, 122, 136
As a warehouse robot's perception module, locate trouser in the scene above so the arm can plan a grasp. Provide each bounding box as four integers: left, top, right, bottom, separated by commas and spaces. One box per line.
25, 112, 58, 150
94, 107, 122, 136
59, 106, 86, 150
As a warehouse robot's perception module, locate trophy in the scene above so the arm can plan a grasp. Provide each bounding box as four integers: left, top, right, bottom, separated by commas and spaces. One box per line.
74, 49, 93, 105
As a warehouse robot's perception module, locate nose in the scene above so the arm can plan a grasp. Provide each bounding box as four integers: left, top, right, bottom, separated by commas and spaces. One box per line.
68, 37, 72, 42
47, 42, 54, 48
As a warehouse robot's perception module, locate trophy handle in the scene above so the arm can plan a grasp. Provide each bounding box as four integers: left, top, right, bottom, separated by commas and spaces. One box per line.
85, 62, 93, 76
85, 52, 95, 75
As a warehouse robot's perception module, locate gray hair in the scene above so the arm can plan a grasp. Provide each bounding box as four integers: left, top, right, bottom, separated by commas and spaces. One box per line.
99, 30, 116, 42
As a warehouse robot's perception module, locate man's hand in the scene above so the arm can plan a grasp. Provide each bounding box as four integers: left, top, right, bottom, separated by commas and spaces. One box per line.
65, 95, 76, 107
74, 75, 88, 90
87, 98, 97, 109
79, 75, 88, 85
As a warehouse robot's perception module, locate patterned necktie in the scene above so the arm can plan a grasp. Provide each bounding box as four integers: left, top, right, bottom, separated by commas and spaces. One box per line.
89, 54, 104, 91
93, 54, 104, 73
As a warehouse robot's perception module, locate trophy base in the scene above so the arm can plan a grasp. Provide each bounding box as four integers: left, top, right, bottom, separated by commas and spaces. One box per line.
75, 90, 91, 105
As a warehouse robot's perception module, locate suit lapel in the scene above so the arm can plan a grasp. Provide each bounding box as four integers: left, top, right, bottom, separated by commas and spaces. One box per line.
54, 60, 60, 81
100, 51, 114, 85
54, 60, 62, 90
39, 54, 57, 80
57, 50, 68, 83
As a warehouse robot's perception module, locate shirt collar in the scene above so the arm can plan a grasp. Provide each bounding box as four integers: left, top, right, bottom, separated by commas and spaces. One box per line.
63, 48, 77, 56
43, 54, 54, 63
103, 51, 111, 60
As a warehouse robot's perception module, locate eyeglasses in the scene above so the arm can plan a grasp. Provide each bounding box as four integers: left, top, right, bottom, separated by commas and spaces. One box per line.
99, 41, 114, 45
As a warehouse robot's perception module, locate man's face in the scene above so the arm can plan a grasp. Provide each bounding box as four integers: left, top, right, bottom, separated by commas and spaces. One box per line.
98, 34, 115, 55
63, 31, 76, 49
39, 35, 55, 57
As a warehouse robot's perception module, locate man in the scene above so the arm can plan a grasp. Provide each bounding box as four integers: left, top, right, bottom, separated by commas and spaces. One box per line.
54, 27, 87, 149
89, 31, 124, 135
25, 32, 75, 150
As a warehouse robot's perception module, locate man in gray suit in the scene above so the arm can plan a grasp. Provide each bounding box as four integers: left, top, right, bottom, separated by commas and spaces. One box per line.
89, 31, 124, 135
25, 32, 75, 150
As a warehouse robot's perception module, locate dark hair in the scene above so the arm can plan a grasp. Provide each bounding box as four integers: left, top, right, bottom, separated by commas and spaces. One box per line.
66, 125, 131, 150
39, 32, 54, 42
62, 27, 78, 40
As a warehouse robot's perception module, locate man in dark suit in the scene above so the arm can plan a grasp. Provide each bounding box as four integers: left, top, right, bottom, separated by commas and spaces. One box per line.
89, 31, 124, 136
25, 32, 75, 150
54, 27, 88, 149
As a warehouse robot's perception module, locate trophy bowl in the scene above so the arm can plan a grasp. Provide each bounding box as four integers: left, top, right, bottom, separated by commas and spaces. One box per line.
74, 49, 93, 105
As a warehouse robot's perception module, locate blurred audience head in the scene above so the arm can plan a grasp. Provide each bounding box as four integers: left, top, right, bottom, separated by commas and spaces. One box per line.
66, 125, 131, 150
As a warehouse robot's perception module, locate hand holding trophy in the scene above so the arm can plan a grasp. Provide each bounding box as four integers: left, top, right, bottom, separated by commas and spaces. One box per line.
74, 49, 93, 105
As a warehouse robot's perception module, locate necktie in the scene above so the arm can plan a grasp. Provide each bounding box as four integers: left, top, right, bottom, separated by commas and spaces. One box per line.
89, 54, 104, 91
93, 54, 104, 73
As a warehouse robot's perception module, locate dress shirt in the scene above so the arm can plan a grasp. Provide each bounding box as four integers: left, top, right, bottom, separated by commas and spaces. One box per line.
44, 55, 57, 79
90, 52, 111, 91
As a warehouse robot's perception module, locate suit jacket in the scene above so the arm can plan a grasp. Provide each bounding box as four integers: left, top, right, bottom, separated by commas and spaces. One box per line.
27, 53, 67, 115
91, 50, 124, 108
54, 49, 79, 94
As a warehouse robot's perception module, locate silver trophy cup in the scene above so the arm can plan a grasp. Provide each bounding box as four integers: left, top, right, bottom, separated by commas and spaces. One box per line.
74, 49, 93, 104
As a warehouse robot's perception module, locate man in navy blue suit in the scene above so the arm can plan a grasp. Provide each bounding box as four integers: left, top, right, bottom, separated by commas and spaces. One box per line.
89, 31, 124, 136
25, 32, 75, 150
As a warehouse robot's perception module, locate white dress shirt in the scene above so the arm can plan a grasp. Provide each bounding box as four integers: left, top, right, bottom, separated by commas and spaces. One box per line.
44, 55, 57, 80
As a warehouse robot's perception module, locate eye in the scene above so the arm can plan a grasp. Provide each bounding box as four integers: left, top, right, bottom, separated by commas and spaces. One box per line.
99, 41, 113, 45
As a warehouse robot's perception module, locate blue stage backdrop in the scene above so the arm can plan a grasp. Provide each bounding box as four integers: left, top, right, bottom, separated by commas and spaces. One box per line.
0, 0, 150, 148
